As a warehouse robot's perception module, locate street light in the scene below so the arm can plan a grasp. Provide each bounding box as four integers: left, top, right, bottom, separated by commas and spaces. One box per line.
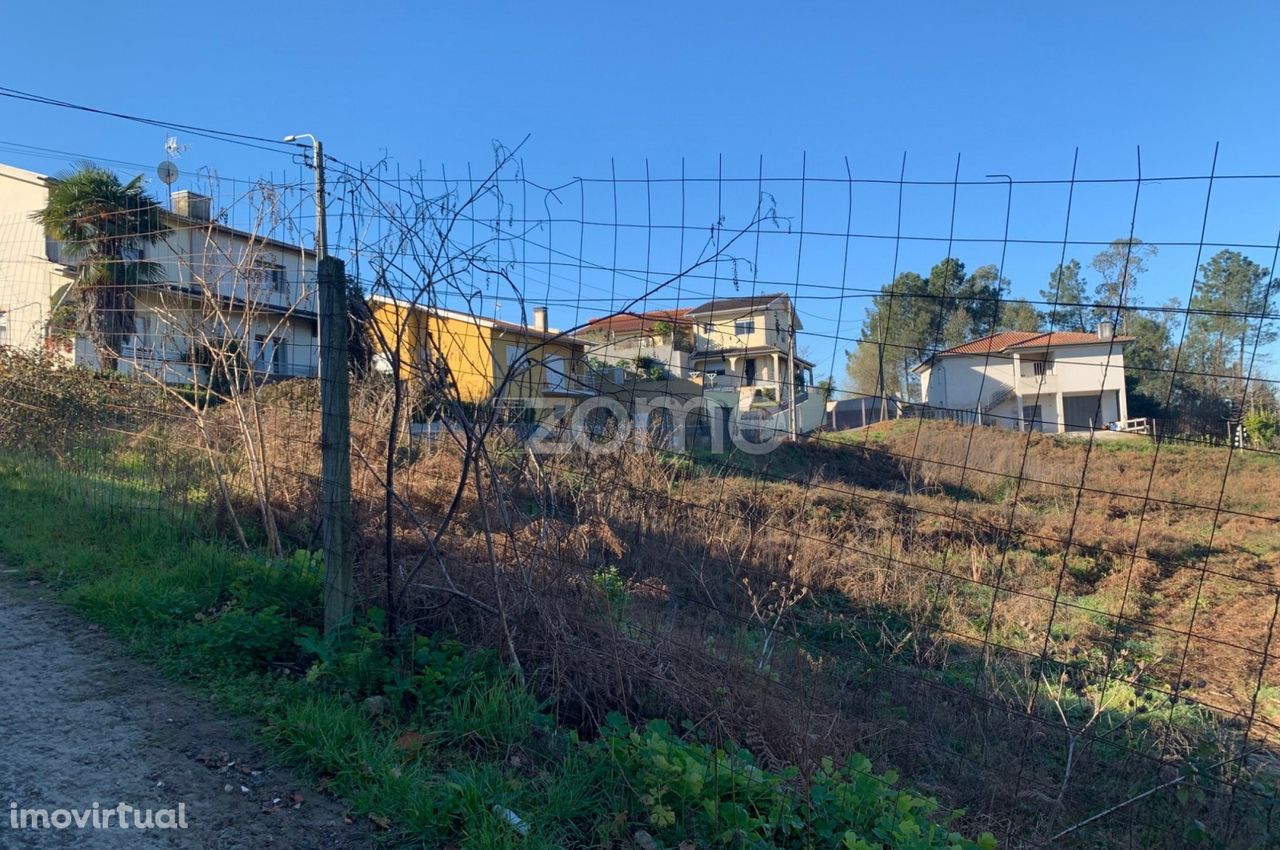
284, 133, 326, 260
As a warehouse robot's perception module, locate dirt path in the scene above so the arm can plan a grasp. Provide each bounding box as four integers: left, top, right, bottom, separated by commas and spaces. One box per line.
0, 579, 376, 849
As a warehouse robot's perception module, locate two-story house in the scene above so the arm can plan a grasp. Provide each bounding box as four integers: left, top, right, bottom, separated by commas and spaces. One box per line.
0, 162, 318, 382
366, 298, 592, 415
687, 292, 814, 402
912, 325, 1132, 432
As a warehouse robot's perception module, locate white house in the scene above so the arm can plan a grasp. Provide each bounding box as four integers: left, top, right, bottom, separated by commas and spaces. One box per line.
0, 162, 318, 383
912, 325, 1132, 433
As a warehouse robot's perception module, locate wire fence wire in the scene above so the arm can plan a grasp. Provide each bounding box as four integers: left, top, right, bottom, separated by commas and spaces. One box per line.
1, 144, 1279, 848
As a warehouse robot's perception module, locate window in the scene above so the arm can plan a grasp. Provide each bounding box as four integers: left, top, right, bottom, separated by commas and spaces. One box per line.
702, 322, 714, 334
734, 318, 756, 336
1023, 404, 1043, 428
505, 343, 526, 371
0, 312, 7, 347
247, 260, 288, 294
543, 355, 566, 391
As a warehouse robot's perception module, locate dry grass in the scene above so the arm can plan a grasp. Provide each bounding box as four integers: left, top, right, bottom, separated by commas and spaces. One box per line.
5, 361, 1278, 845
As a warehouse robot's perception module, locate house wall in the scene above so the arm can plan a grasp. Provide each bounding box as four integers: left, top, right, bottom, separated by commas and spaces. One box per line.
0, 165, 64, 350
1038, 344, 1127, 395
921, 354, 1018, 410
692, 304, 793, 353
492, 331, 585, 402
150, 221, 318, 318
75, 291, 319, 381
697, 352, 787, 387
368, 303, 585, 405
921, 343, 1128, 430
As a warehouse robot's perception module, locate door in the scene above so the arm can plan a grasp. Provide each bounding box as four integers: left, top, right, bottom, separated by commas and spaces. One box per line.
743, 358, 756, 386
1063, 394, 1104, 432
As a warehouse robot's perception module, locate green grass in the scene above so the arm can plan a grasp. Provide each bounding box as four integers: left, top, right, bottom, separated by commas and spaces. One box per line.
0, 450, 993, 850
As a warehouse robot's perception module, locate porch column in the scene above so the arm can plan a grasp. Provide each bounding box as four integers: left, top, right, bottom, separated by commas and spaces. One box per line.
1118, 385, 1129, 426
1012, 352, 1025, 431
1054, 391, 1066, 434
773, 353, 781, 400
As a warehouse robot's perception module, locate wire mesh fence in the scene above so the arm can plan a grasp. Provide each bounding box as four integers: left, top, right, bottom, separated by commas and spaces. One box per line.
1, 145, 1279, 847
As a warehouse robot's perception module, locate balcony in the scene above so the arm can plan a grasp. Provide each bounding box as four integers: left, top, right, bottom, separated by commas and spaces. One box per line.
1016, 366, 1057, 395
117, 335, 317, 382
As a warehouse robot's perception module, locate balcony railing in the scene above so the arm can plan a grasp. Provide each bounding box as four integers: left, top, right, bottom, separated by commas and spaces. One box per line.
118, 336, 318, 380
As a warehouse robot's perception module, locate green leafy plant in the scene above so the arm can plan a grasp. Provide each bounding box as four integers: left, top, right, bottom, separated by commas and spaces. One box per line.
174, 605, 299, 671
592, 565, 629, 623
635, 355, 668, 381
599, 716, 993, 849
1243, 408, 1277, 449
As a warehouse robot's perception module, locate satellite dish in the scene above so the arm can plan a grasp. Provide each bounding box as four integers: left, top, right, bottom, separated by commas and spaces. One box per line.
156, 160, 179, 185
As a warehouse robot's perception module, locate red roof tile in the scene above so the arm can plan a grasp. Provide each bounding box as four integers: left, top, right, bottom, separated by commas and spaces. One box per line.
933, 331, 1132, 357
583, 308, 693, 334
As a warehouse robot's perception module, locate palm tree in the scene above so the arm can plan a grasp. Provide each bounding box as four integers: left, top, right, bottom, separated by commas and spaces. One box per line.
33, 163, 168, 371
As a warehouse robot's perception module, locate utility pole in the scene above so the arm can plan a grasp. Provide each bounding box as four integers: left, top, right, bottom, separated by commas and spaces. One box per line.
787, 310, 798, 440
286, 133, 351, 635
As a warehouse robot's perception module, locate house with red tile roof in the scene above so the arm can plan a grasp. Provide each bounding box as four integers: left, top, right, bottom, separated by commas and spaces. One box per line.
911, 323, 1133, 432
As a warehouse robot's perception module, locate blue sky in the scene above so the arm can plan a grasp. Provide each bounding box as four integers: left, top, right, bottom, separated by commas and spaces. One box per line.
2, 0, 1278, 384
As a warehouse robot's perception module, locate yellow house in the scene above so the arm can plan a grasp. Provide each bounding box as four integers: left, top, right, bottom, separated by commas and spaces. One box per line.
367, 297, 592, 410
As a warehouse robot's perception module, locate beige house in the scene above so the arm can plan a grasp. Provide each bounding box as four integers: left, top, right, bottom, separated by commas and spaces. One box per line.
0, 162, 318, 383
913, 326, 1132, 432
687, 292, 815, 402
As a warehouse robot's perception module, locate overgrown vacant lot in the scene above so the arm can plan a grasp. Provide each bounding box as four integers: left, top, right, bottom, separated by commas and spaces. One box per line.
1, 357, 1277, 847
811, 420, 1280, 727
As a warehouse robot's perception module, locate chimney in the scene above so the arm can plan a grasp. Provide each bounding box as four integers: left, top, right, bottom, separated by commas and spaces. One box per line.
1097, 320, 1114, 341
532, 306, 548, 333
171, 190, 211, 221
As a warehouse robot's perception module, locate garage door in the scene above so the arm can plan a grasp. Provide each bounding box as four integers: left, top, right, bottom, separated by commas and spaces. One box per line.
1062, 394, 1104, 432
